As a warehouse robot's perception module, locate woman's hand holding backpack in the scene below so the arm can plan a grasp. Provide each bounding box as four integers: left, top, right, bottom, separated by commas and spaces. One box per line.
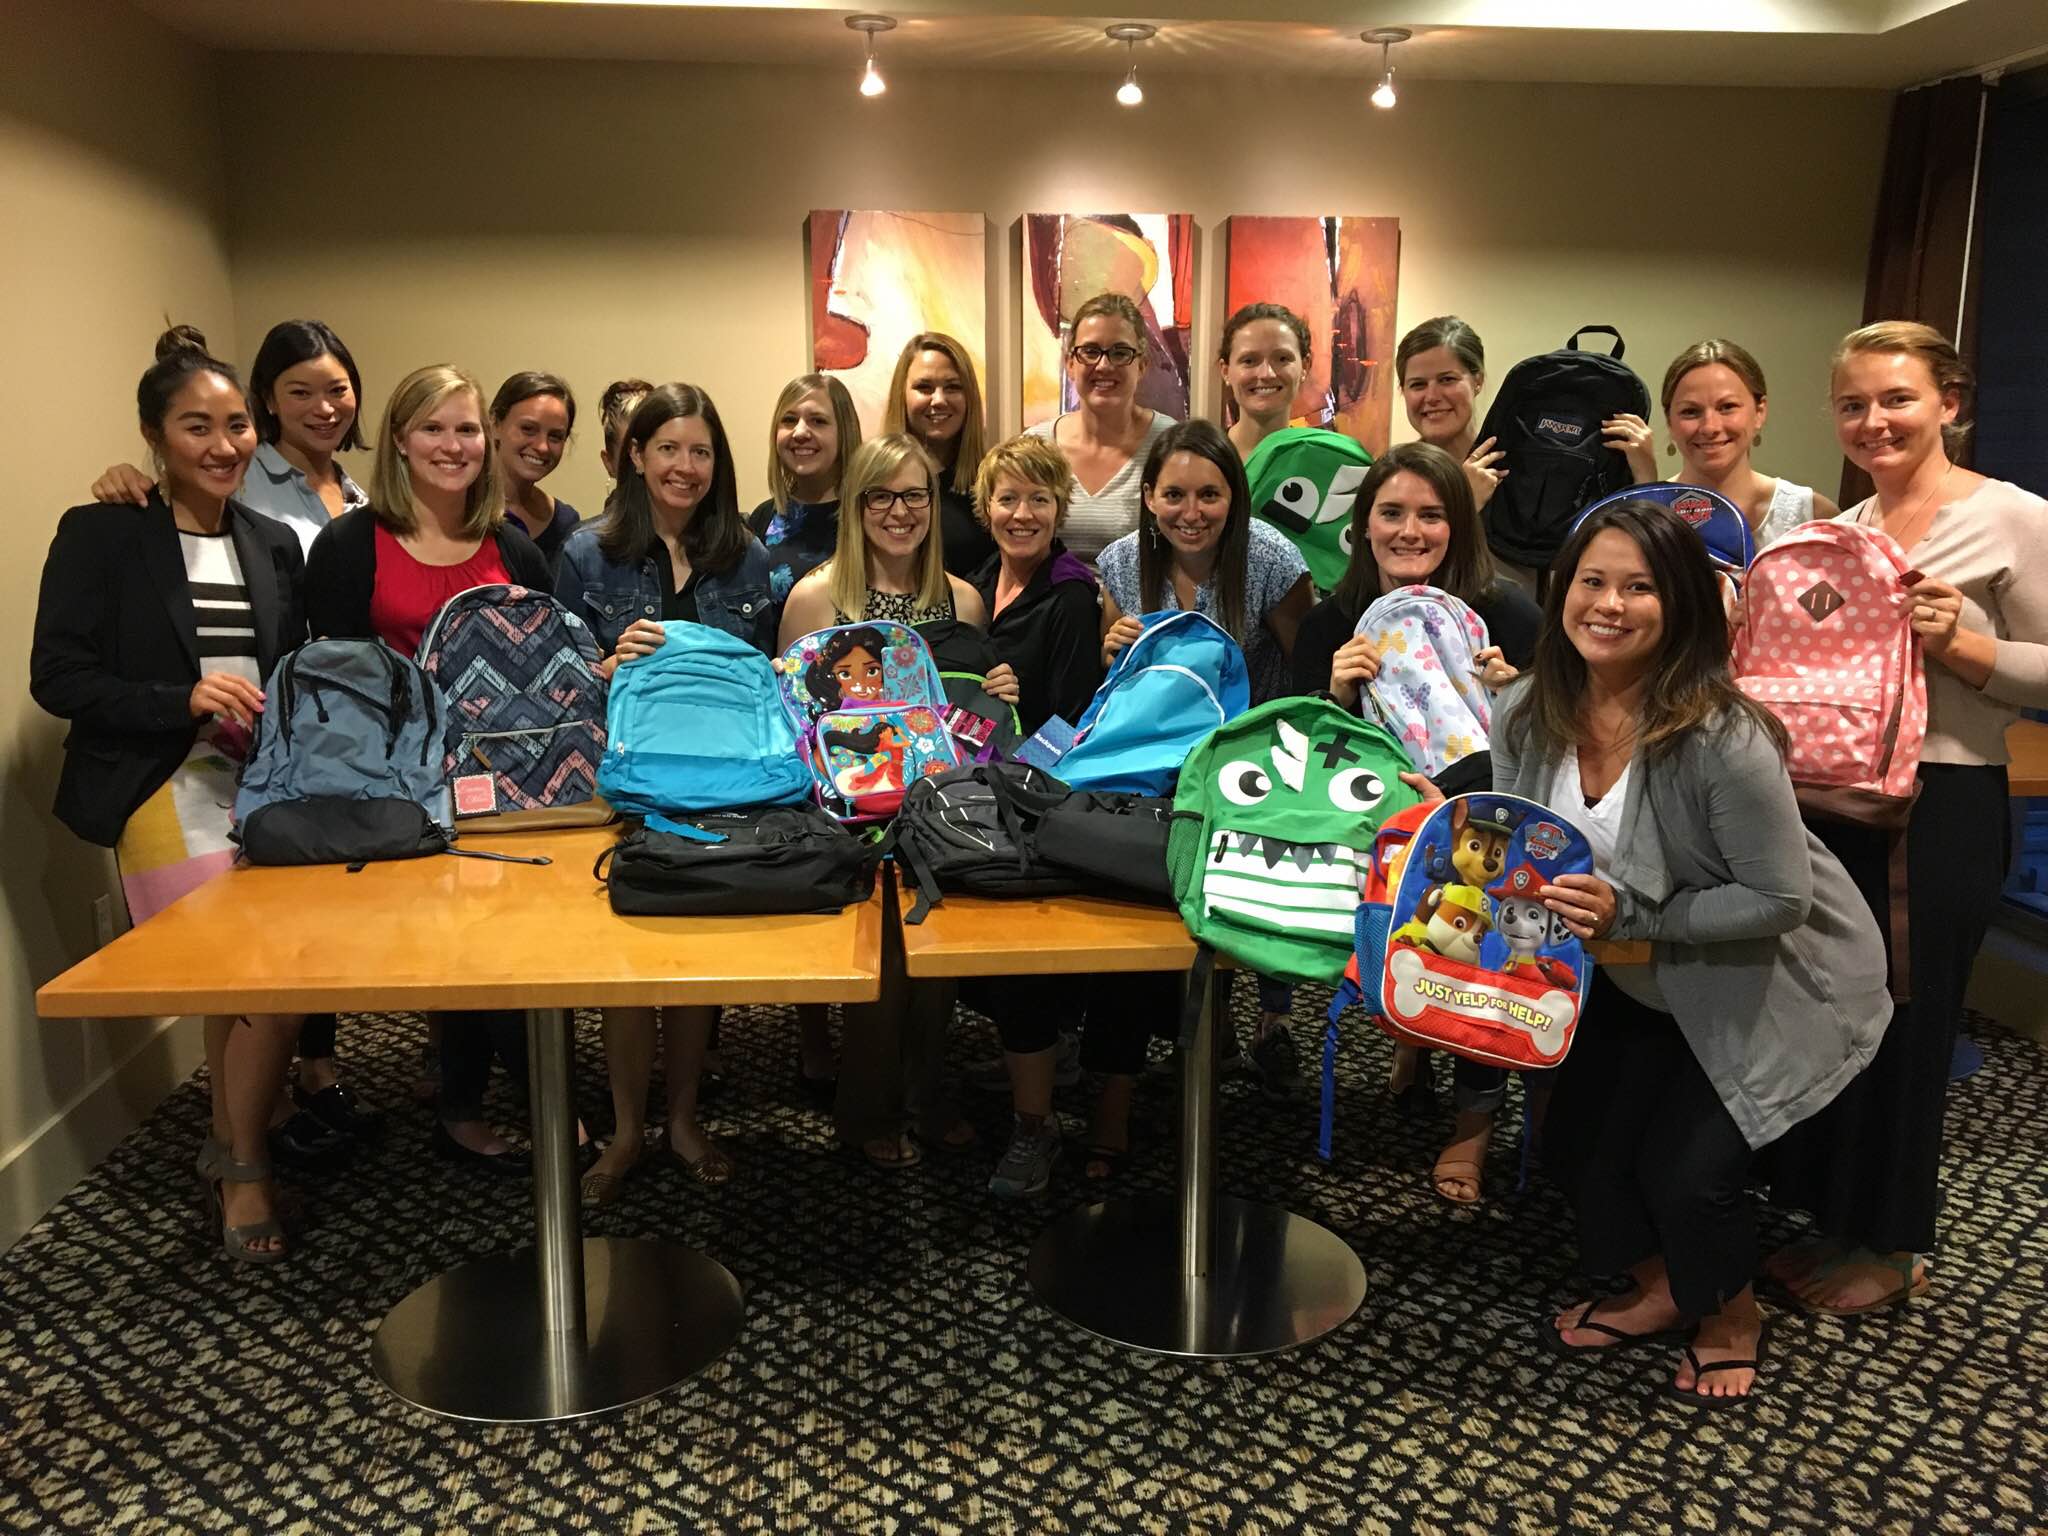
1328, 632, 1382, 710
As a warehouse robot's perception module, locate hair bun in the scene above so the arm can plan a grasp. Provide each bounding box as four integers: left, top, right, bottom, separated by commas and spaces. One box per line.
154, 323, 210, 362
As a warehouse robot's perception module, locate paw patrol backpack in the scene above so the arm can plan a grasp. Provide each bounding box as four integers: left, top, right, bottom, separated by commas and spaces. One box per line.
1354, 585, 1494, 779
1243, 427, 1374, 593
1168, 696, 1421, 985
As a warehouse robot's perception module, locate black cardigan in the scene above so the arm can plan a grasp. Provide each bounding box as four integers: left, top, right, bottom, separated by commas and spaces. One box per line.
31, 495, 306, 847
970, 543, 1104, 735
303, 505, 552, 643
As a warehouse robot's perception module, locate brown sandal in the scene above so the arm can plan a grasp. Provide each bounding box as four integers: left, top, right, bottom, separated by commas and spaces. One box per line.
665, 1133, 733, 1186
1431, 1115, 1493, 1205
862, 1133, 924, 1171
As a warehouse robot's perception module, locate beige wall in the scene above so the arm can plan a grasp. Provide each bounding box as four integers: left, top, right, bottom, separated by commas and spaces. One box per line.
224, 54, 1889, 519
0, 0, 234, 1245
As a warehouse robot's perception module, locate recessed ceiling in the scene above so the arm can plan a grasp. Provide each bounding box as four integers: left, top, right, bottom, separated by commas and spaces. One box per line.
129, 0, 2048, 89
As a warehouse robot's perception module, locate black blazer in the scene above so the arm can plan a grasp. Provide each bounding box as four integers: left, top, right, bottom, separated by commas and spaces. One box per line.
304, 505, 553, 641
31, 495, 307, 848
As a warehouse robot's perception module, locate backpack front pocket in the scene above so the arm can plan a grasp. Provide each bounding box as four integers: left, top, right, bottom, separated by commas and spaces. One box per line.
1738, 677, 1896, 785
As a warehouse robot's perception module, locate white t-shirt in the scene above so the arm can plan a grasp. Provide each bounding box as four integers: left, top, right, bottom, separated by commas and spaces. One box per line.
1755, 478, 1815, 550
1551, 751, 1669, 1012
1025, 410, 1177, 567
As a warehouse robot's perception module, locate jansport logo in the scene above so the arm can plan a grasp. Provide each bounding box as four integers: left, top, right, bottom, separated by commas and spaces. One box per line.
1534, 416, 1585, 440
1672, 492, 1714, 526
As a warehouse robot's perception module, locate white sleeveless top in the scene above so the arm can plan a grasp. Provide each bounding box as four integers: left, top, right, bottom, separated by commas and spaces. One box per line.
1754, 478, 1815, 549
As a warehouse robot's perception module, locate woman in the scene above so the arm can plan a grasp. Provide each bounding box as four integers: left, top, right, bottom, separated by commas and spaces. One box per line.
1396, 316, 1506, 512
1026, 293, 1178, 567
84, 319, 379, 1149
1099, 420, 1313, 1089
748, 373, 861, 607
33, 327, 308, 1261
882, 333, 994, 577
1219, 302, 1308, 462
1492, 498, 1888, 1402
1658, 340, 1839, 547
779, 434, 993, 643
491, 371, 581, 569
557, 383, 776, 663
1765, 322, 2048, 1314
305, 364, 550, 1174
1290, 440, 1539, 1198
597, 377, 654, 483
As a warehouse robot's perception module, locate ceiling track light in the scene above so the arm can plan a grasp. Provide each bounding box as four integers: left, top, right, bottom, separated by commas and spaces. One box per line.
1361, 27, 1411, 110
847, 14, 896, 98
1105, 23, 1156, 108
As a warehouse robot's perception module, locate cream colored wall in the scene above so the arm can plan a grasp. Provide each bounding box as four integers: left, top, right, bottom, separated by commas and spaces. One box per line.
0, 0, 234, 1245
223, 55, 1888, 519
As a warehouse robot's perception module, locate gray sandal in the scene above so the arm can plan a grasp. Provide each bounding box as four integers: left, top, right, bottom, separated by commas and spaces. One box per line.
205, 1147, 288, 1264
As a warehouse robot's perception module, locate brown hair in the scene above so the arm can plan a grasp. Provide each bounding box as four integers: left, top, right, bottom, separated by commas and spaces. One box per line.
1504, 498, 1786, 764
599, 377, 654, 474
1395, 316, 1484, 384
1831, 321, 1975, 452
1660, 339, 1767, 415
829, 434, 950, 620
1333, 441, 1497, 617
490, 370, 577, 431
1218, 302, 1312, 369
369, 365, 505, 540
596, 383, 748, 577
1069, 292, 1149, 360
881, 333, 986, 495
973, 435, 1073, 530
766, 374, 862, 515
1136, 419, 1251, 642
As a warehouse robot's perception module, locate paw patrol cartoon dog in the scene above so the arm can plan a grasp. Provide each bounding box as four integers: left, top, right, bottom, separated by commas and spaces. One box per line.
1389, 882, 1492, 965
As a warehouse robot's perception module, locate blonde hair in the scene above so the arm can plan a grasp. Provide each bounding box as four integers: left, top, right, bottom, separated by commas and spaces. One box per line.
1660, 338, 1767, 415
973, 435, 1073, 530
766, 374, 862, 515
1831, 320, 1975, 452
829, 434, 949, 620
370, 365, 504, 539
881, 333, 985, 495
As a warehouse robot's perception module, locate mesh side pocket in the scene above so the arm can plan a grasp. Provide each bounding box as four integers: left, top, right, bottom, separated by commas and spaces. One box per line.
1165, 811, 1204, 905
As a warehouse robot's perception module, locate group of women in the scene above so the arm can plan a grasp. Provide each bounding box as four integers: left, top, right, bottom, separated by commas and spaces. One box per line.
32, 294, 2046, 1405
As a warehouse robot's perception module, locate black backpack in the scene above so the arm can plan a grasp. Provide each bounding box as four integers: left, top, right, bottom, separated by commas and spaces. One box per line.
598, 804, 876, 916
916, 617, 1025, 759
1036, 790, 1175, 905
887, 763, 1085, 923
1475, 325, 1651, 571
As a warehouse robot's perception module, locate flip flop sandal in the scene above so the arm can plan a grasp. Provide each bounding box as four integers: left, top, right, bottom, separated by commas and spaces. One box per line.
580, 1171, 629, 1208
862, 1134, 924, 1172
666, 1137, 734, 1186
1792, 1251, 1929, 1317
1539, 1299, 1690, 1358
1665, 1320, 1771, 1407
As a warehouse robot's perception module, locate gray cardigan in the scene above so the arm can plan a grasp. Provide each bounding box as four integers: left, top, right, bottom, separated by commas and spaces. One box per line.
1492, 682, 1890, 1149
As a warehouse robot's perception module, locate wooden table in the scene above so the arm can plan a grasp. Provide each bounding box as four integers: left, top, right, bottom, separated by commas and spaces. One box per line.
2008, 719, 2048, 799
36, 826, 885, 1426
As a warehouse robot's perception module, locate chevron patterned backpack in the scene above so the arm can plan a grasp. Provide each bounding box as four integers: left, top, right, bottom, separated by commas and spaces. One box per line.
417, 583, 612, 831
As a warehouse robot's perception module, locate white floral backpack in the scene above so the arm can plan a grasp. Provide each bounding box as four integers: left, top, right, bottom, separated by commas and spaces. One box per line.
1354, 585, 1493, 778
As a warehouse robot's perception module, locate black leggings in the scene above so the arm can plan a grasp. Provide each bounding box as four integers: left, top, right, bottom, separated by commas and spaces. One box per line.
438, 1010, 528, 1124
1543, 970, 1757, 1317
967, 973, 1161, 1078
299, 1013, 336, 1060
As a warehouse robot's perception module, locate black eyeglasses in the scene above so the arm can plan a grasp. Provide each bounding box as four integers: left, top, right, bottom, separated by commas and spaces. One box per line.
1071, 343, 1141, 368
862, 486, 933, 513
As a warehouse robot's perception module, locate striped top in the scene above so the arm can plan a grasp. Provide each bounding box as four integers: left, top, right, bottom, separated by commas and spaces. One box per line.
179, 530, 261, 687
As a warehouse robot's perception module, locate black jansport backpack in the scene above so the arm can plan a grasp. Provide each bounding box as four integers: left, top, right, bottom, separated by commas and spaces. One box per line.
1475, 325, 1651, 572
598, 804, 875, 916
887, 763, 1085, 922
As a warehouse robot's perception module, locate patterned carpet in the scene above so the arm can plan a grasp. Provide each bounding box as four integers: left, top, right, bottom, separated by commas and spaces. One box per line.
0, 989, 2041, 1535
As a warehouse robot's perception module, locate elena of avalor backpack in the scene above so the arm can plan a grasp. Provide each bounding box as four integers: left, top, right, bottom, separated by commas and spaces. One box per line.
1354, 585, 1493, 779
1476, 325, 1651, 572
1243, 427, 1374, 593
416, 583, 611, 831
1056, 611, 1249, 796
1731, 521, 1927, 826
599, 622, 812, 816
774, 622, 960, 821
1168, 696, 1421, 985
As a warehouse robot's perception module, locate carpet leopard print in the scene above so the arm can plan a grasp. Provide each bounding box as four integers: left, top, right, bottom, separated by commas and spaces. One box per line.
0, 993, 2040, 1534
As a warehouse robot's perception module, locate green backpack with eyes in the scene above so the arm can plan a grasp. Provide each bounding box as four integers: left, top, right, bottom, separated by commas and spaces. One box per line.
1244, 427, 1374, 594
1169, 696, 1421, 984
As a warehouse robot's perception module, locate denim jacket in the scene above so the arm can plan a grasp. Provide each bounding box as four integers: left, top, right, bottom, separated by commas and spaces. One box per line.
554, 525, 779, 656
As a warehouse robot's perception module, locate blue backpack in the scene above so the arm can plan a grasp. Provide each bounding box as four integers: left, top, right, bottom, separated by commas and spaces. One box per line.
233, 640, 461, 865
1055, 611, 1249, 795
1571, 481, 1755, 571
598, 622, 812, 816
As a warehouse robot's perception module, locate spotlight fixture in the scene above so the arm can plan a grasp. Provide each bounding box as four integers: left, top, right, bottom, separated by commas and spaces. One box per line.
1362, 27, 1411, 110
847, 14, 896, 98
1106, 23, 1156, 108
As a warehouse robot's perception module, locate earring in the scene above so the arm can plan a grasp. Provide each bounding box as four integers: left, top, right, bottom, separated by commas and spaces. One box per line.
1663, 441, 1676, 458
1752, 431, 1763, 449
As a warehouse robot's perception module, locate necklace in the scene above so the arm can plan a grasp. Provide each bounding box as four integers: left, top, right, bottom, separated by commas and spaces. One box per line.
1875, 461, 1953, 552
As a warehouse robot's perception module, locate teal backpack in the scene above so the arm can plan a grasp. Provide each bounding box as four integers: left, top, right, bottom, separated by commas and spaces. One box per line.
1168, 696, 1420, 984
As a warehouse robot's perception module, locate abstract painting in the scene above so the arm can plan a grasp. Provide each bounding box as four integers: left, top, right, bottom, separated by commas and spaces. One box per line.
1021, 213, 1194, 429
1222, 216, 1401, 453
808, 209, 988, 437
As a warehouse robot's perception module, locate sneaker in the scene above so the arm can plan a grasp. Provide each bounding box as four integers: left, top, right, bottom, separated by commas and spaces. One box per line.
1251, 1026, 1305, 1100
987, 1115, 1060, 1198
967, 1033, 1081, 1094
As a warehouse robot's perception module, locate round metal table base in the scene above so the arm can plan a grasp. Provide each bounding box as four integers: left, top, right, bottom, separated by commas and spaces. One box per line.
1027, 1194, 1367, 1359
371, 1237, 744, 1424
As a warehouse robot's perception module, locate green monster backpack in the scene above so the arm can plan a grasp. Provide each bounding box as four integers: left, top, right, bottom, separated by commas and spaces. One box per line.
1169, 697, 1420, 984
1243, 427, 1374, 594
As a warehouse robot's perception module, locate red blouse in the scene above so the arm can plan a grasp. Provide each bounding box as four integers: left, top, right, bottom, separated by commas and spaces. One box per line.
368, 522, 510, 656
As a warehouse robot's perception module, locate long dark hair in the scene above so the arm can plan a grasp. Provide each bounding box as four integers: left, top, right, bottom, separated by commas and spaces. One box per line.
1136, 419, 1251, 641
1333, 440, 1497, 618
597, 383, 747, 576
248, 320, 365, 450
1505, 498, 1786, 763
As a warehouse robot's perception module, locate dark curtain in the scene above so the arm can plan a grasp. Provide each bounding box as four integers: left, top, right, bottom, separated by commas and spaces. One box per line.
1839, 74, 1989, 508
1973, 62, 2048, 501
